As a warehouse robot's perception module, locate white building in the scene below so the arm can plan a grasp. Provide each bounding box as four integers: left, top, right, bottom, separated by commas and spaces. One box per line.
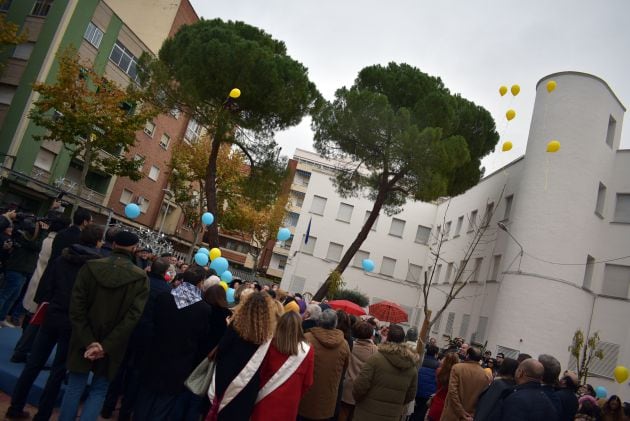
280, 71, 630, 393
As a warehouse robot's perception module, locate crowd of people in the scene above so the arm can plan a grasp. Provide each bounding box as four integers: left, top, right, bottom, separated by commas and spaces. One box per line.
0, 206, 629, 421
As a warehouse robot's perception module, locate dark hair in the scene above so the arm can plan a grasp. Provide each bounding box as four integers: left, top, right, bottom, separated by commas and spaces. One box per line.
79, 224, 103, 247
496, 352, 505, 359
73, 208, 92, 226
48, 216, 70, 233
426, 344, 439, 357
366, 317, 378, 328
183, 267, 206, 285
352, 321, 374, 340
267, 290, 277, 299
584, 384, 596, 397
605, 395, 622, 413
578, 400, 598, 417
105, 226, 120, 243
253, 283, 261, 292
497, 357, 519, 378
466, 346, 482, 362
517, 353, 532, 363
204, 284, 228, 309
336, 310, 353, 342
150, 257, 170, 278
349, 314, 357, 327
387, 324, 405, 343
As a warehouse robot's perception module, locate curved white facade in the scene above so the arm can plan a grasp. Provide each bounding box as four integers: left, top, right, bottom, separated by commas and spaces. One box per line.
280, 72, 630, 394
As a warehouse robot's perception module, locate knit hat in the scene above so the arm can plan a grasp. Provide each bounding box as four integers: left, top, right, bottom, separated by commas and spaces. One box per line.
113, 231, 139, 247
284, 300, 300, 314
579, 395, 598, 406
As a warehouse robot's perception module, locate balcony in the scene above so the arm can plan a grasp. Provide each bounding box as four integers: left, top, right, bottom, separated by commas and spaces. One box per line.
52, 176, 106, 205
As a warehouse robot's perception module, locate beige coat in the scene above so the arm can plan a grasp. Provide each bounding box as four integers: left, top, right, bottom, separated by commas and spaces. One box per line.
23, 232, 56, 313
440, 361, 491, 421
341, 339, 378, 405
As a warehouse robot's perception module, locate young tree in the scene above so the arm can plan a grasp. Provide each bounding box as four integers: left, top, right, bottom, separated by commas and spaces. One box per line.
569, 329, 604, 384
139, 19, 320, 245
29, 47, 156, 209
311, 63, 499, 300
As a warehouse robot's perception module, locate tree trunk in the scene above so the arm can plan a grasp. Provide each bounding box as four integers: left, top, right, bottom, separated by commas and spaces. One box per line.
313, 185, 389, 301
204, 123, 224, 247
72, 142, 92, 215
186, 223, 202, 262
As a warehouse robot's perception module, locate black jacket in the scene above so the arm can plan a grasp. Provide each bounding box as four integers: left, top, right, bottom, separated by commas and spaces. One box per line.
475, 378, 516, 420
208, 304, 231, 352
41, 244, 102, 330
130, 272, 172, 347
493, 382, 558, 421
140, 291, 213, 395
554, 388, 578, 421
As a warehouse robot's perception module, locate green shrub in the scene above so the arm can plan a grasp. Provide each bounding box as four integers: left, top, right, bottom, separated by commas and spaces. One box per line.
331, 288, 369, 307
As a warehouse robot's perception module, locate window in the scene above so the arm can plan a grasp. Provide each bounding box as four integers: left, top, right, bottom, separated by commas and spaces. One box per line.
109, 41, 140, 82
337, 203, 354, 223
389, 218, 405, 238
310, 195, 327, 215
380, 257, 396, 277
444, 262, 454, 284
277, 255, 288, 270
431, 313, 442, 334
302, 235, 317, 255
289, 190, 305, 208
433, 225, 441, 244
13, 43, 34, 60
133, 154, 144, 171
0, 0, 12, 12
353, 250, 370, 268
503, 195, 513, 221
406, 263, 422, 283
583, 255, 595, 290
595, 183, 606, 217
284, 211, 299, 227
84, 22, 104, 48
169, 107, 181, 119
490, 254, 502, 282
143, 121, 156, 137
454, 216, 464, 237
415, 225, 431, 244
33, 148, 55, 172
472, 316, 488, 344
602, 264, 630, 298
613, 194, 630, 223
159, 133, 171, 150
496, 345, 520, 359
460, 314, 470, 338
444, 221, 451, 240
483, 202, 494, 227
606, 115, 616, 148
148, 165, 160, 181
588, 341, 620, 379
138, 197, 149, 213
364, 211, 378, 231
434, 264, 442, 284
120, 189, 133, 204
184, 118, 202, 143
0, 83, 16, 104
444, 312, 455, 336
472, 257, 483, 283
31, 0, 53, 16
326, 242, 343, 262
468, 210, 478, 232
294, 169, 311, 187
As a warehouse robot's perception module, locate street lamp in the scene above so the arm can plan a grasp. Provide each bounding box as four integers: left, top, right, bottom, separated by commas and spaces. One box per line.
158, 189, 174, 237
497, 221, 524, 271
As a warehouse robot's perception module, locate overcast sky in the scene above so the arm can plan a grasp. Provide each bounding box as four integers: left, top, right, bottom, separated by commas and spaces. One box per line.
190, 0, 630, 173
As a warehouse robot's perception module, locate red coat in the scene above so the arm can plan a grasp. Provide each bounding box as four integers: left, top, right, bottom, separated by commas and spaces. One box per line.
427, 368, 447, 421
251, 343, 314, 421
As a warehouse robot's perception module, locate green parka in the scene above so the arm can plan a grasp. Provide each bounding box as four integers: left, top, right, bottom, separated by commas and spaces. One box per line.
67, 249, 149, 380
353, 342, 420, 421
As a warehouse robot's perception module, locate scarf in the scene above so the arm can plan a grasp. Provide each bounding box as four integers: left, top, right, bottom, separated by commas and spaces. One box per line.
171, 282, 202, 309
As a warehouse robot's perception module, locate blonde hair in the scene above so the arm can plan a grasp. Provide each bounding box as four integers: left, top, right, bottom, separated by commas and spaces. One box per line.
232, 292, 276, 345
273, 311, 305, 356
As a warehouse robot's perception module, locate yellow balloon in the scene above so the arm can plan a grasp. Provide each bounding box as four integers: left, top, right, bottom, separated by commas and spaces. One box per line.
506, 109, 516, 121
546, 80, 557, 93
229, 88, 241, 99
502, 141, 513, 152
209, 247, 221, 261
546, 140, 561, 153
511, 84, 520, 96
219, 281, 228, 291
614, 366, 629, 384
499, 86, 508, 96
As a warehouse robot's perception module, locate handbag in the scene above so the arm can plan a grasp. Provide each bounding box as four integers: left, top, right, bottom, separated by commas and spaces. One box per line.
185, 347, 217, 396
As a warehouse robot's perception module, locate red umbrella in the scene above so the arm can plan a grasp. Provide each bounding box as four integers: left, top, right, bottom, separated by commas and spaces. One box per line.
327, 300, 367, 316
369, 300, 408, 323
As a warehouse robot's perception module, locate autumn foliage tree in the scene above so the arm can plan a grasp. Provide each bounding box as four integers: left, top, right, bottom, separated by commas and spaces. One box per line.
0, 9, 27, 73
139, 19, 319, 246
28, 47, 156, 207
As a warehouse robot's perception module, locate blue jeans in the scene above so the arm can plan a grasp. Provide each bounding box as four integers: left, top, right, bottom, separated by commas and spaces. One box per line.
58, 372, 110, 421
0, 270, 27, 320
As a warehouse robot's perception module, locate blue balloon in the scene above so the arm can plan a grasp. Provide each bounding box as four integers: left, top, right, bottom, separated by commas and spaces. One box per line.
362, 258, 375, 272
221, 270, 233, 283
124, 203, 141, 219
226, 287, 235, 304
595, 386, 607, 399
198, 247, 210, 256
194, 252, 209, 266
210, 256, 229, 275
201, 212, 214, 225
277, 227, 291, 242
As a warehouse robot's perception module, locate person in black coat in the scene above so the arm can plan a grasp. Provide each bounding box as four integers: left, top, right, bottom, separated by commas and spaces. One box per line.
134, 267, 213, 420
488, 358, 558, 421
204, 284, 232, 351
413, 344, 441, 421
555, 371, 579, 421
5, 225, 103, 421
474, 357, 519, 420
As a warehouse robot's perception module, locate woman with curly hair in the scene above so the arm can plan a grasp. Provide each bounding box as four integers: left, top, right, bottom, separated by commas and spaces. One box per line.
426, 352, 460, 421
206, 291, 276, 421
